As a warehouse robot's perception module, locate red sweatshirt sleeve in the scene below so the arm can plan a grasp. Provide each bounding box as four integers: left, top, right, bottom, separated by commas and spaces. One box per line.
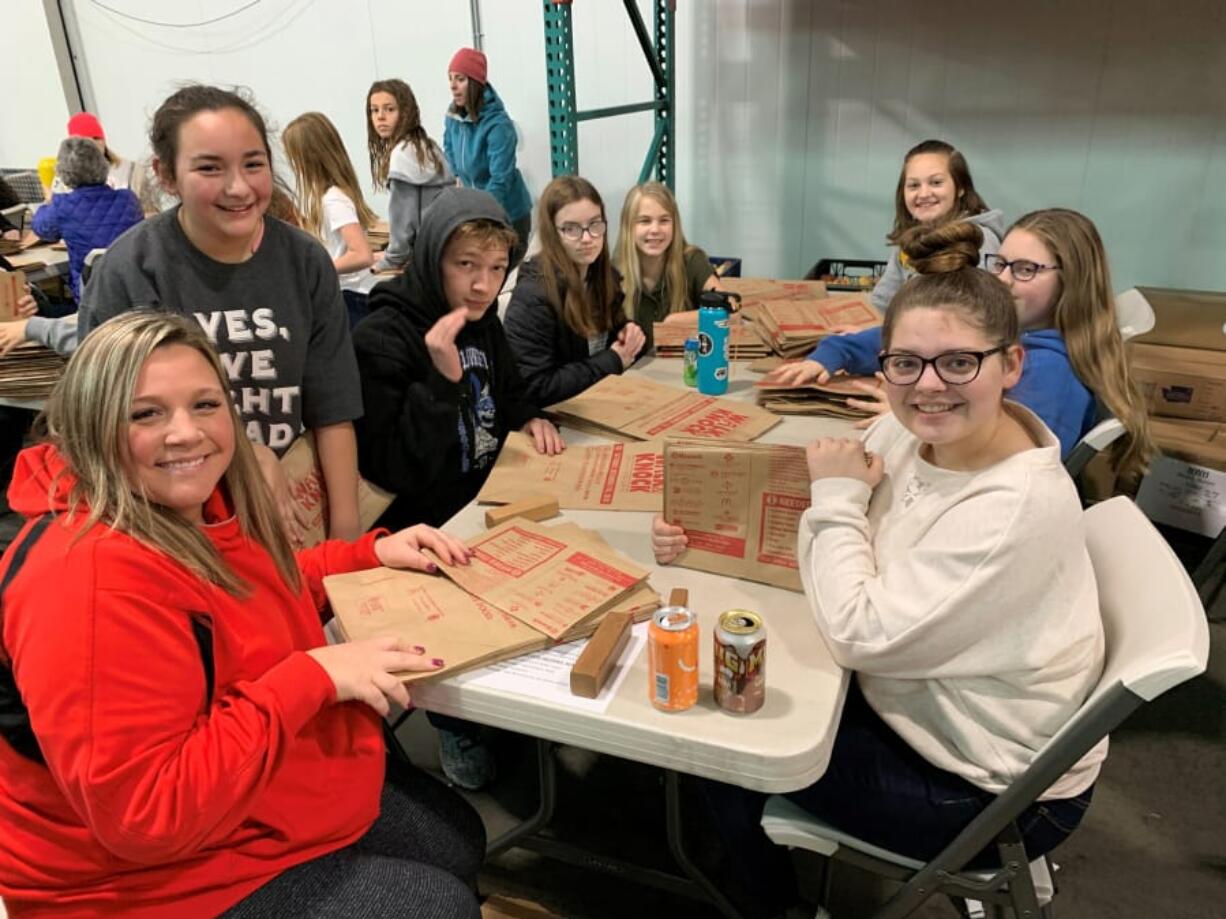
295, 528, 386, 611
8, 541, 336, 865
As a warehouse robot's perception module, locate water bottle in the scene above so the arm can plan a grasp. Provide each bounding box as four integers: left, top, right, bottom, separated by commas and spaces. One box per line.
696, 290, 739, 395
682, 337, 699, 387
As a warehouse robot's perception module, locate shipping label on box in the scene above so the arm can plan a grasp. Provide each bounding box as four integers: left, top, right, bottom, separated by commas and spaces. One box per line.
663, 437, 810, 592
477, 431, 664, 511
1136, 455, 1226, 537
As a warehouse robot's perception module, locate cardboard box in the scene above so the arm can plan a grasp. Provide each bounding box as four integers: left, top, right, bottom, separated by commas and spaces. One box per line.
1130, 287, 1226, 351
481, 895, 567, 919
1132, 418, 1226, 537
1129, 342, 1226, 423
0, 269, 23, 321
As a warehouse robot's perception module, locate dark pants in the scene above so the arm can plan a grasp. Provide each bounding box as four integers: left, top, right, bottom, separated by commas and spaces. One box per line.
342, 289, 370, 329
223, 757, 484, 918
703, 680, 1093, 918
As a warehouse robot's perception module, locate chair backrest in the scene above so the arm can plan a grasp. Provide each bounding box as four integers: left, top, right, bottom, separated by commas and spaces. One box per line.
1115, 288, 1156, 342
1063, 417, 1125, 480
889, 497, 1208, 886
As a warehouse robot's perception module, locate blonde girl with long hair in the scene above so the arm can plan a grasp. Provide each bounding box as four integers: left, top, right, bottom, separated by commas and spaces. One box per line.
504, 175, 645, 406
366, 78, 454, 270
986, 207, 1153, 479
613, 181, 721, 352
0, 310, 487, 918
283, 111, 379, 327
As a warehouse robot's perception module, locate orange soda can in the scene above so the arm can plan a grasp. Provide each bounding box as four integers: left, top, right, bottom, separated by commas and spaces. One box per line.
648, 606, 699, 711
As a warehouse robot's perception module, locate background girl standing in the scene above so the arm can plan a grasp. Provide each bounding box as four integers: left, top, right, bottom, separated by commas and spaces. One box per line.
78, 85, 363, 541
366, 79, 454, 271
504, 176, 644, 406
614, 181, 721, 353
283, 111, 379, 327
443, 48, 533, 262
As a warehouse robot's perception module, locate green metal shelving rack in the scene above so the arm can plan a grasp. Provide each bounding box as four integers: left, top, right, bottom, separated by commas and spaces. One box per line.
542, 0, 676, 188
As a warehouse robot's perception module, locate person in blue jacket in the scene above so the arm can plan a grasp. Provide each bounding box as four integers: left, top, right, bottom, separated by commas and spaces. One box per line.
443, 48, 533, 263
762, 209, 1154, 477
32, 137, 142, 302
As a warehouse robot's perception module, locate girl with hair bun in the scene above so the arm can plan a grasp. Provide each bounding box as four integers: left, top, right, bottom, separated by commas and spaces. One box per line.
366, 79, 454, 270
658, 220, 1105, 918
765, 206, 1151, 466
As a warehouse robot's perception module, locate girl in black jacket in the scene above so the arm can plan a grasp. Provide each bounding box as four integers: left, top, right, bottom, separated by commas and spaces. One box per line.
504, 176, 645, 406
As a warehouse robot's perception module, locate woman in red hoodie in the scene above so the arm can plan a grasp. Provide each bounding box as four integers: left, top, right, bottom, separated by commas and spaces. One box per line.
0, 311, 484, 917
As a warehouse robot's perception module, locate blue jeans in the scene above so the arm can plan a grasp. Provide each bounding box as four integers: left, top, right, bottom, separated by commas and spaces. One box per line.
343, 289, 370, 329
702, 680, 1093, 918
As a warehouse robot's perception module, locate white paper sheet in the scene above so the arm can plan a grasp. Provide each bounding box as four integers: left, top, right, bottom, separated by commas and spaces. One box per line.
452, 622, 648, 713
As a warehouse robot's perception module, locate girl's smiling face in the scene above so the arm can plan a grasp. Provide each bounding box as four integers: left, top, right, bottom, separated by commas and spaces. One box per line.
160, 108, 272, 261
994, 228, 1062, 330
633, 195, 675, 260
884, 307, 1022, 465
903, 152, 960, 224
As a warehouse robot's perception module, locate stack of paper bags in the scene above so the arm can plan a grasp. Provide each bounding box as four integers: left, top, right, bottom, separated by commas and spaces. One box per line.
365, 219, 390, 249
663, 437, 811, 592
754, 374, 879, 419
548, 374, 779, 442
325, 517, 660, 681
651, 313, 772, 360
478, 431, 664, 512
720, 276, 880, 358
0, 342, 66, 400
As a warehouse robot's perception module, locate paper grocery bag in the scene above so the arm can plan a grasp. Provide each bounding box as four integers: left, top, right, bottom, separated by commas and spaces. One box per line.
663, 437, 810, 592
280, 433, 394, 548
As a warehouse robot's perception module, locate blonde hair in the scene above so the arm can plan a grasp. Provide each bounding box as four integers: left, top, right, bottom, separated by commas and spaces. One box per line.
1010, 209, 1154, 478
283, 112, 377, 243
42, 311, 300, 596
366, 79, 445, 191
532, 176, 622, 338
615, 182, 697, 317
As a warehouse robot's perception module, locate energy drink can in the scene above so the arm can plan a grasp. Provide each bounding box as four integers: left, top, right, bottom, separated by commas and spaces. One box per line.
683, 337, 699, 387
714, 609, 766, 714
648, 606, 699, 711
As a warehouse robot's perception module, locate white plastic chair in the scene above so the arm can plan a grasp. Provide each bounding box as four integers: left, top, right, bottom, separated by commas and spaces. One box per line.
761, 497, 1210, 918
1113, 288, 1156, 342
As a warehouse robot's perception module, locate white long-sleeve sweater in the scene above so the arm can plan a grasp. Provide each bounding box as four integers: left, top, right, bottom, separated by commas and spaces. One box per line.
798, 403, 1105, 798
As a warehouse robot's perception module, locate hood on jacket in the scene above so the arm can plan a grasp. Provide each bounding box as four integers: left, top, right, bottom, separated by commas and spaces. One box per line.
447, 83, 507, 125
8, 443, 78, 518
1020, 326, 1071, 352
369, 187, 514, 333
969, 208, 1006, 244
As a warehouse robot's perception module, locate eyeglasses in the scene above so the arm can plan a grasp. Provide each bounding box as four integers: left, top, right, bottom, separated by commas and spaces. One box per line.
984, 254, 1059, 282
556, 219, 607, 242
878, 347, 1006, 385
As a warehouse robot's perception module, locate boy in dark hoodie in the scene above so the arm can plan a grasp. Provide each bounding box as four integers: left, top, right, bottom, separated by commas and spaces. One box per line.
353, 187, 563, 532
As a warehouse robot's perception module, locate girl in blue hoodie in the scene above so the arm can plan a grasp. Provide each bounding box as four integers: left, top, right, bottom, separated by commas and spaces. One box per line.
443, 48, 533, 263
762, 209, 1154, 472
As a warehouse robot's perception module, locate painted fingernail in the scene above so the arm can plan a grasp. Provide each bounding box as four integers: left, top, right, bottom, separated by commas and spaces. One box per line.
412, 645, 426, 655
427, 562, 439, 573
432, 658, 445, 667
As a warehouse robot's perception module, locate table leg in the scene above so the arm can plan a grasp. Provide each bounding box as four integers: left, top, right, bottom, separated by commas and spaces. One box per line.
664, 769, 745, 919
486, 737, 558, 857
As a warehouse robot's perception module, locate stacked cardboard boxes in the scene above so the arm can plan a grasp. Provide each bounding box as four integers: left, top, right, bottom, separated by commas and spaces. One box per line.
1126, 288, 1226, 535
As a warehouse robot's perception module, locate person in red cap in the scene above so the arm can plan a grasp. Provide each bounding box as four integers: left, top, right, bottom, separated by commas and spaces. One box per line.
61, 111, 150, 205
443, 48, 533, 265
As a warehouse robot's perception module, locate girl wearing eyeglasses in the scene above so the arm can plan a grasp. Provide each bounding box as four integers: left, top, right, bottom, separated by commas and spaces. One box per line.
661, 220, 1105, 919
763, 206, 1152, 468
504, 175, 645, 406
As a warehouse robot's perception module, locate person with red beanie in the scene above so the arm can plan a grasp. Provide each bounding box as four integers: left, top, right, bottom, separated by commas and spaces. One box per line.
58, 111, 149, 205
443, 47, 533, 264
0, 310, 486, 918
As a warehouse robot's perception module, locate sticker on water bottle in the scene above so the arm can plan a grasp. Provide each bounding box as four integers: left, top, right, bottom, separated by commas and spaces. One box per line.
698, 333, 713, 355
715, 367, 728, 381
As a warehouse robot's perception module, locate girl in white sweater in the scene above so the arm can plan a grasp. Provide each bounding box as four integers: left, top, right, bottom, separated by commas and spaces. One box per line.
653, 220, 1105, 918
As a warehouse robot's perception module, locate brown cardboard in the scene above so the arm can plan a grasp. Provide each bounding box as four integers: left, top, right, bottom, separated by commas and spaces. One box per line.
548, 375, 780, 443
1148, 417, 1226, 471
663, 437, 810, 592
483, 495, 560, 528
0, 269, 23, 321
279, 433, 394, 548
755, 374, 879, 418
745, 296, 881, 357
477, 431, 665, 512
429, 517, 650, 639
1129, 342, 1226, 423
1130, 287, 1226, 351
481, 895, 568, 919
